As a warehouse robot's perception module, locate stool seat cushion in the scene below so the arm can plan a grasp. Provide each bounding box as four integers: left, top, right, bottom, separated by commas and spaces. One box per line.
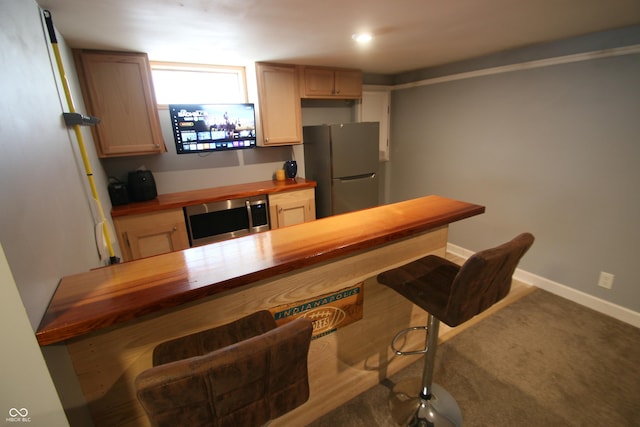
378, 255, 460, 324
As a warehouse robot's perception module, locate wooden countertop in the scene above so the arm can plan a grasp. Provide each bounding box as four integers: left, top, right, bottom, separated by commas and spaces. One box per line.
37, 195, 484, 346
111, 178, 317, 217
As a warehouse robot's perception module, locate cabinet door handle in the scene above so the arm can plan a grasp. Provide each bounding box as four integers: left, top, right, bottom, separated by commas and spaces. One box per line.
172, 226, 177, 232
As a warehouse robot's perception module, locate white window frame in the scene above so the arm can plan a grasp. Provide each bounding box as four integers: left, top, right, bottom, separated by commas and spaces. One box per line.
150, 62, 248, 109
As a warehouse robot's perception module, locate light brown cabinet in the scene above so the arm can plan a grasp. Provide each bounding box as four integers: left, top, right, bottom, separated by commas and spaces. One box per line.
114, 209, 189, 261
73, 50, 166, 157
300, 66, 363, 99
255, 62, 302, 146
268, 188, 316, 229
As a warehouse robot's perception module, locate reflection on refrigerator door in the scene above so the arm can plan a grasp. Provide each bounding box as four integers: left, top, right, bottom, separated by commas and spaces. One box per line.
332, 173, 379, 215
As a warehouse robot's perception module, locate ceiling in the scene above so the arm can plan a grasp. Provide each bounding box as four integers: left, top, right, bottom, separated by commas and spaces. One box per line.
36, 0, 640, 75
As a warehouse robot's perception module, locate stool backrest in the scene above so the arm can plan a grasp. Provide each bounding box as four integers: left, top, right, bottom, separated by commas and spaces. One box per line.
445, 232, 534, 326
135, 317, 313, 427
152, 310, 278, 366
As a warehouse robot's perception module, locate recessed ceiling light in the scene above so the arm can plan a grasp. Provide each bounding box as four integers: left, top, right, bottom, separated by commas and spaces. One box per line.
352, 33, 372, 44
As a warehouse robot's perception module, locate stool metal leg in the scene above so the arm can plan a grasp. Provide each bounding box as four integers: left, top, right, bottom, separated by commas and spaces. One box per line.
389, 315, 462, 426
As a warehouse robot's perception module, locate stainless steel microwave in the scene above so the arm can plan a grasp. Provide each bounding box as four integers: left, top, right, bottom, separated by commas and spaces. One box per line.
184, 196, 269, 246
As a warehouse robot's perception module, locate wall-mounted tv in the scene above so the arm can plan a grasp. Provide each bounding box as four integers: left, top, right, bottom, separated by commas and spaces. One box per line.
169, 103, 257, 154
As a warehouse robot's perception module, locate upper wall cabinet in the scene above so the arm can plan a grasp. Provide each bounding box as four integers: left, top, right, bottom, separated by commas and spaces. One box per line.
255, 62, 302, 146
299, 66, 363, 99
73, 50, 166, 157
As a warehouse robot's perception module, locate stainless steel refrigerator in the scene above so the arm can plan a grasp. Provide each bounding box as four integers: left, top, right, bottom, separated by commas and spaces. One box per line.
303, 122, 379, 218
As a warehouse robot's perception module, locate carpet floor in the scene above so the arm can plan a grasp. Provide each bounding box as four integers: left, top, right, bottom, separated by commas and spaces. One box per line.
308, 289, 640, 426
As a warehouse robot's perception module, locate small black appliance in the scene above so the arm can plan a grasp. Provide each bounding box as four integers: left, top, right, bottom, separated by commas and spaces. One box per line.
128, 170, 157, 202
108, 178, 129, 206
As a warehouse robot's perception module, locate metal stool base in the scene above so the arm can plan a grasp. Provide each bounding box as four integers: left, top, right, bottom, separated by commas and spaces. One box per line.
389, 378, 462, 427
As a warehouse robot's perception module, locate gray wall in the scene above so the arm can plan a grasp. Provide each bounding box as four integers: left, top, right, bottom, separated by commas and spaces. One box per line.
0, 1, 113, 329
1, 242, 68, 426
1, 0, 99, 424
100, 112, 296, 194
387, 41, 640, 312
100, 98, 358, 194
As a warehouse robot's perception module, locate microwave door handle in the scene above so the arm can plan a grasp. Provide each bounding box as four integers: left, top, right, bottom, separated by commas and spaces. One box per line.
246, 200, 254, 229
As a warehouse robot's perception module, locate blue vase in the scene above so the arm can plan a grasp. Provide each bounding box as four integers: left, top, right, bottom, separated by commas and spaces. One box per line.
284, 160, 297, 179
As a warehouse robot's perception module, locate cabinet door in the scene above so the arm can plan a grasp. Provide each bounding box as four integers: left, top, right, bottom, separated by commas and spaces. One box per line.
300, 67, 362, 99
268, 188, 316, 229
274, 199, 312, 228
256, 63, 302, 145
114, 209, 189, 261
301, 67, 335, 97
334, 69, 363, 98
74, 50, 166, 157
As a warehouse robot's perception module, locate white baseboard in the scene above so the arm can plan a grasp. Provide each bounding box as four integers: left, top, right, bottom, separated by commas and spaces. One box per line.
447, 243, 640, 328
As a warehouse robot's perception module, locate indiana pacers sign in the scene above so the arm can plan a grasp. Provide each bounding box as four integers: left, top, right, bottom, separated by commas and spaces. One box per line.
270, 283, 364, 339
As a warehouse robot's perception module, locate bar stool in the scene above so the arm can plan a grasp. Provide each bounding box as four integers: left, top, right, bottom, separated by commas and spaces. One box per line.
377, 233, 534, 426
135, 310, 313, 427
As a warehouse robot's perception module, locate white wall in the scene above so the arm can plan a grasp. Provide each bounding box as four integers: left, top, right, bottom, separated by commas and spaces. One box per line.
388, 44, 640, 315
0, 243, 69, 426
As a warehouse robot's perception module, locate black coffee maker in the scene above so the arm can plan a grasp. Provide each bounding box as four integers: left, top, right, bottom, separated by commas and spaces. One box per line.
127, 170, 157, 202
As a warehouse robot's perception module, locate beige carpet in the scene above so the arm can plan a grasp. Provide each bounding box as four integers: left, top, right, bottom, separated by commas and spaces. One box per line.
308, 289, 640, 426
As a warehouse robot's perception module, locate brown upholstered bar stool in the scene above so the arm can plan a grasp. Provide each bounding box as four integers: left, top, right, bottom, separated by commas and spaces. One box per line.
377, 233, 534, 426
135, 310, 313, 427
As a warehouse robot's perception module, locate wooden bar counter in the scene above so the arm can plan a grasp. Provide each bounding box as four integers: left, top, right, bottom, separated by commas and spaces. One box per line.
37, 195, 484, 426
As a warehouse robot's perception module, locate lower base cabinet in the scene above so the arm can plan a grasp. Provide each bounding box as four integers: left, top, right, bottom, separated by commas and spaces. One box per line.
114, 209, 189, 261
268, 188, 316, 229
113, 188, 316, 261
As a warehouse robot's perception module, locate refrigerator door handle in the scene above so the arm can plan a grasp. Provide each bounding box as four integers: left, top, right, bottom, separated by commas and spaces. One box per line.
338, 173, 376, 181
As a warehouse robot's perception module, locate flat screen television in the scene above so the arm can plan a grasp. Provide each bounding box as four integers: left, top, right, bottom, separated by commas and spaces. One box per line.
169, 103, 257, 154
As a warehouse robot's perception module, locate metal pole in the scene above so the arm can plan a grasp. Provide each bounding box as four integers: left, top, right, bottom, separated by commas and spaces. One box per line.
420, 314, 440, 399
42, 10, 119, 265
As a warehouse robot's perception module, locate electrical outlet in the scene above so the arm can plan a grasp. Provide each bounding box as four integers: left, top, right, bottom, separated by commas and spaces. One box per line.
598, 271, 614, 289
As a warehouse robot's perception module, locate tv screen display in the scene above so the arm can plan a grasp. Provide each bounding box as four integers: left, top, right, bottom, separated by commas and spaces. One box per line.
169, 103, 257, 154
